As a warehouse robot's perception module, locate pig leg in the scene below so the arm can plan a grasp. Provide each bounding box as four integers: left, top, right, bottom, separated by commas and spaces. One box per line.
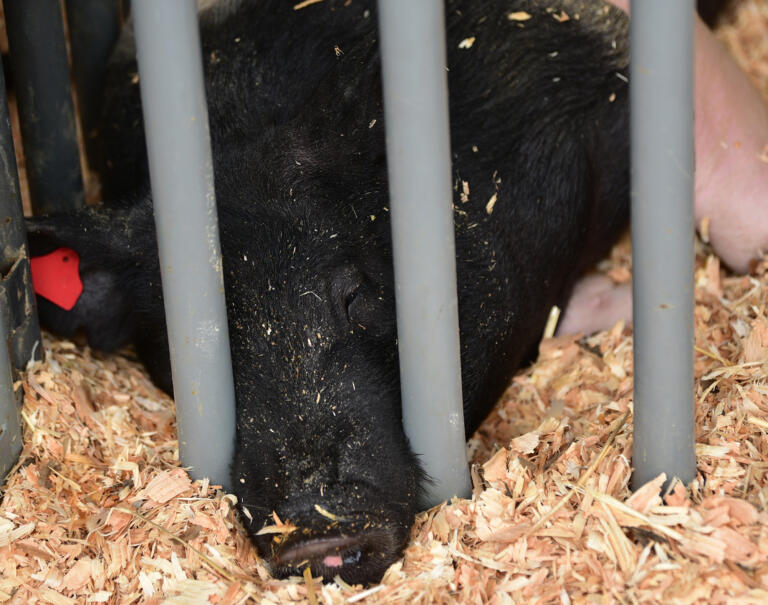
690, 14, 768, 274
561, 1, 768, 336
557, 274, 632, 336
607, 0, 768, 273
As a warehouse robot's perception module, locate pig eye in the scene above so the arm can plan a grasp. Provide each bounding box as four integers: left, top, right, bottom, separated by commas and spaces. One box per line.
333, 265, 373, 327
346, 284, 381, 330
345, 287, 363, 324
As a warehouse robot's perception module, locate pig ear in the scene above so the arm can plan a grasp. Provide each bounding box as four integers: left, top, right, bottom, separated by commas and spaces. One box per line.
25, 212, 137, 351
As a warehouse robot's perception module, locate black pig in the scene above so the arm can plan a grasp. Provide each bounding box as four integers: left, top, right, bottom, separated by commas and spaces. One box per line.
26, 0, 630, 585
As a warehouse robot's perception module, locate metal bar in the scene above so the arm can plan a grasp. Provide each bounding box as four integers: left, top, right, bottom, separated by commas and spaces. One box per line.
0, 59, 39, 481
377, 0, 471, 505
64, 0, 122, 170
0, 306, 22, 483
630, 0, 697, 489
3, 0, 85, 215
0, 53, 42, 371
132, 0, 235, 489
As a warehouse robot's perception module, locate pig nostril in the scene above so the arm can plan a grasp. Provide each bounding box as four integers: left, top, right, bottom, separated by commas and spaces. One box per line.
343, 549, 362, 565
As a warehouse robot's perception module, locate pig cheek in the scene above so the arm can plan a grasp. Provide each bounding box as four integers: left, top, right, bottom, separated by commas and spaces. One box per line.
230, 444, 281, 523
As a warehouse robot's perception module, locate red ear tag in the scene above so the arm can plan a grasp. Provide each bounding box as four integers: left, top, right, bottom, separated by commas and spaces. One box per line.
30, 247, 84, 311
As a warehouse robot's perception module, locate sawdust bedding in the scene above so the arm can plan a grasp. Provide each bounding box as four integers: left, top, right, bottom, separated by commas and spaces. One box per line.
3, 2, 768, 603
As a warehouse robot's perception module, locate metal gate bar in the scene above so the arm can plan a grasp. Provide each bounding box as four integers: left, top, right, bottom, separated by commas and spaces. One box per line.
3, 0, 85, 215
0, 61, 40, 481
0, 0, 699, 499
631, 0, 696, 489
377, 0, 471, 505
64, 0, 122, 170
132, 0, 236, 488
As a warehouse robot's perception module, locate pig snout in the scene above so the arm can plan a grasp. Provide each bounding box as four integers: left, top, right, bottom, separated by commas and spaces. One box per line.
235, 389, 421, 584
265, 513, 408, 584
231, 341, 422, 584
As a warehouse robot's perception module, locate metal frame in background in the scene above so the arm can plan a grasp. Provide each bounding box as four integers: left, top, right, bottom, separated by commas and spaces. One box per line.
64, 0, 122, 172
377, 0, 472, 506
630, 0, 696, 489
0, 60, 41, 481
0, 311, 20, 482
131, 0, 236, 489
3, 0, 85, 215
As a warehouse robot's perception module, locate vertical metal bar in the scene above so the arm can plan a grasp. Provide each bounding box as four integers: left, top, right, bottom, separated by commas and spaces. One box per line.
132, 0, 235, 489
0, 69, 29, 267
0, 59, 41, 371
0, 309, 22, 482
631, 0, 697, 489
377, 0, 471, 505
3, 0, 85, 215
0, 61, 39, 481
64, 0, 122, 169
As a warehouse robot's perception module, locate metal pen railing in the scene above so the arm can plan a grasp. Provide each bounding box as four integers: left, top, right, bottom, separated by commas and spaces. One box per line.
0, 0, 697, 504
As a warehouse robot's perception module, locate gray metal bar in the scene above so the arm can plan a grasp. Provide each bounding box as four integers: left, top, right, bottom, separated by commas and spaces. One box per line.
630, 0, 696, 489
132, 0, 235, 489
65, 0, 122, 170
0, 55, 37, 481
0, 307, 22, 483
377, 0, 471, 505
0, 55, 41, 371
3, 0, 85, 215
0, 68, 29, 268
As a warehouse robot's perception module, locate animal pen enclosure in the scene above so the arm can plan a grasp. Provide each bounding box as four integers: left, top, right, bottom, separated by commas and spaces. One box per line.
1, 0, 768, 603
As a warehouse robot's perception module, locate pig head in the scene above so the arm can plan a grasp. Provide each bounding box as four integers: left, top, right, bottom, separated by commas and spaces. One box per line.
26, 0, 630, 585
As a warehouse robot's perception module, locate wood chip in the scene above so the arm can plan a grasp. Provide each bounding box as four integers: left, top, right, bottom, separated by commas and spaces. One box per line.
136, 469, 192, 503
293, 0, 323, 10
485, 192, 498, 214
507, 11, 532, 21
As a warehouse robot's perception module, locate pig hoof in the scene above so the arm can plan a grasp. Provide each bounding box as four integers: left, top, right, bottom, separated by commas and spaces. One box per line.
269, 527, 402, 585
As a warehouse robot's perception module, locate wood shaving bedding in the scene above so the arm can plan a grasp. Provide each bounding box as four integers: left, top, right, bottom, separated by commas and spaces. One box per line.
3, 215, 767, 605
3, 1, 768, 602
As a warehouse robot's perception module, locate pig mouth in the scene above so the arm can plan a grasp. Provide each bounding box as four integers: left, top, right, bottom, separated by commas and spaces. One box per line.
268, 524, 406, 585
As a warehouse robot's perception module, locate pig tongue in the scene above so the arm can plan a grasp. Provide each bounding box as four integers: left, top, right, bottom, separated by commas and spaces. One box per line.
30, 247, 83, 311
323, 554, 344, 568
